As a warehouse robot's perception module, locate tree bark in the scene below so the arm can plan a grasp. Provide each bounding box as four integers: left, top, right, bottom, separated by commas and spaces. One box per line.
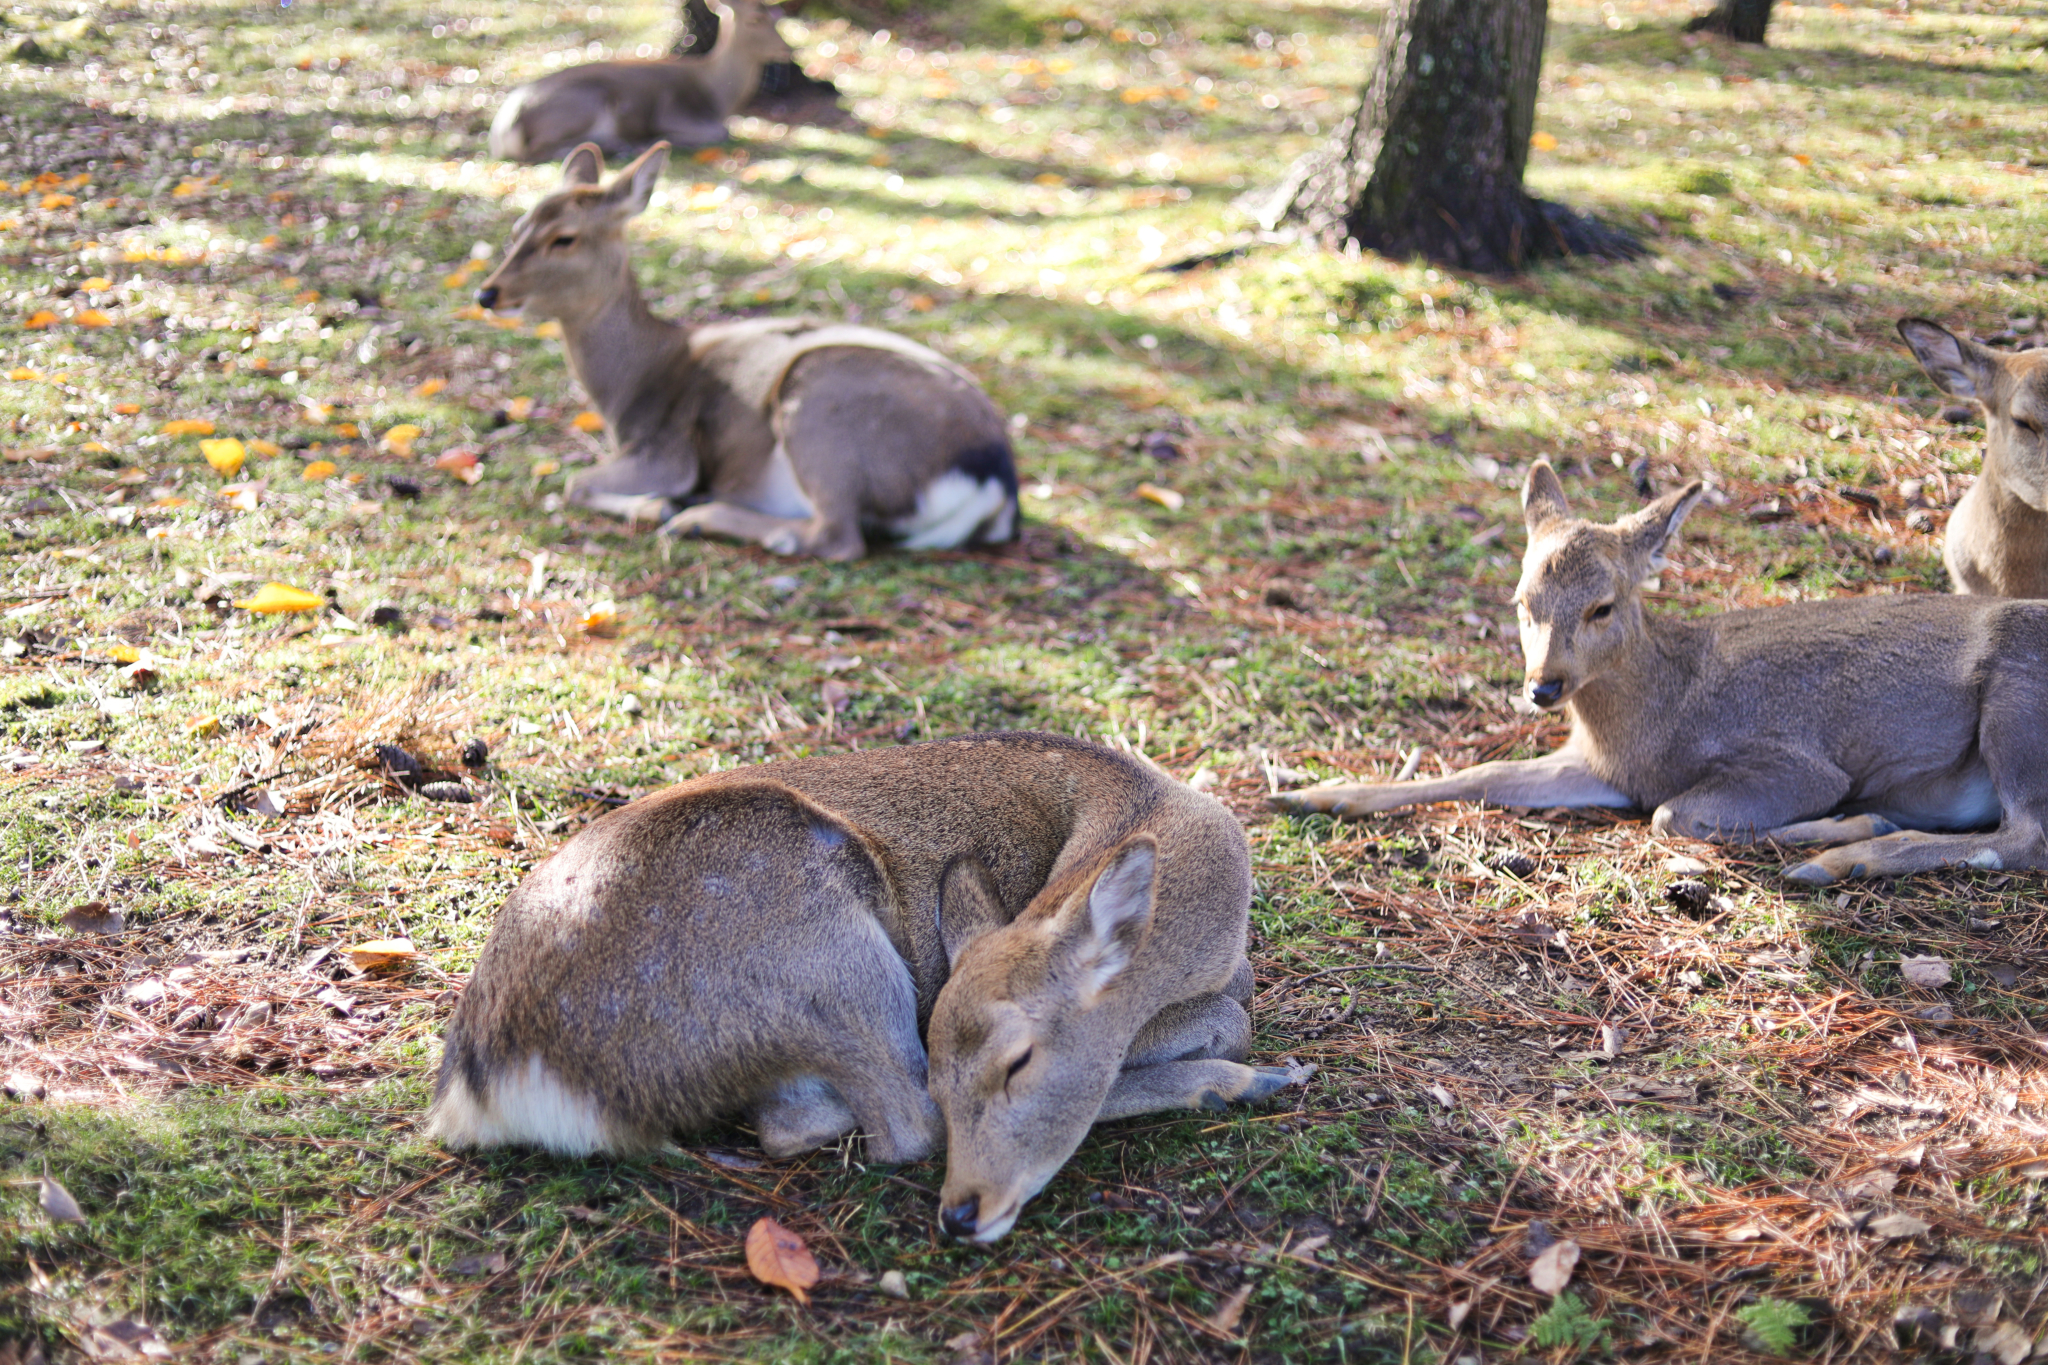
1264, 0, 1635, 273
1685, 0, 1774, 44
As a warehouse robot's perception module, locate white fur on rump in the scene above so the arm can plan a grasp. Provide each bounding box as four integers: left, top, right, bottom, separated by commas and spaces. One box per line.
426, 1052, 617, 1154
897, 470, 1013, 550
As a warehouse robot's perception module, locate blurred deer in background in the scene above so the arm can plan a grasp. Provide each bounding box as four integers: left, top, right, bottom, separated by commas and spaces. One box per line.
1898, 317, 2048, 598
474, 143, 1018, 559
489, 0, 793, 162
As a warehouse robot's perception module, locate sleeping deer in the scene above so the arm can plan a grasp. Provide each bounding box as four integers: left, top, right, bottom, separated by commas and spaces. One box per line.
429, 732, 1300, 1244
1898, 317, 2048, 598
474, 142, 1019, 560
488, 0, 793, 163
1274, 461, 2048, 885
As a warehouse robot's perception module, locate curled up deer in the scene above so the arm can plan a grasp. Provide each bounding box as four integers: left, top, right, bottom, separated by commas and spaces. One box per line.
428, 733, 1302, 1243
474, 143, 1019, 560
1898, 317, 2048, 598
1275, 462, 2048, 885
489, 0, 793, 163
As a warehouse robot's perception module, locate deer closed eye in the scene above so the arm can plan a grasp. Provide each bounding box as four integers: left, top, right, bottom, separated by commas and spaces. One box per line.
1002, 1047, 1032, 1095
1588, 603, 1614, 622
2015, 416, 2042, 435
548, 234, 577, 249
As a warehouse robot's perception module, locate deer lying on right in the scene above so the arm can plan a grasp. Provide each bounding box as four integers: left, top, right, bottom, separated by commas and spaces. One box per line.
475, 143, 1018, 559
430, 732, 1296, 1245
1898, 317, 2048, 598
488, 0, 793, 163
1274, 461, 2048, 885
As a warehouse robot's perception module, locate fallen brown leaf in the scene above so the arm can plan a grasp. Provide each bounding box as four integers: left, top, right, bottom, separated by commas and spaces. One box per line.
745, 1216, 819, 1305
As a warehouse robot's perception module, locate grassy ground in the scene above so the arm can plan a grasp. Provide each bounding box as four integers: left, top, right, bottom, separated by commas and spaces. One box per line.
3, 0, 2046, 1359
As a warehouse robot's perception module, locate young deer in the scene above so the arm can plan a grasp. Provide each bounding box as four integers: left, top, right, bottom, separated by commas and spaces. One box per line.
428, 732, 1299, 1244
1898, 317, 2048, 598
488, 0, 793, 163
474, 143, 1019, 560
1274, 462, 2048, 885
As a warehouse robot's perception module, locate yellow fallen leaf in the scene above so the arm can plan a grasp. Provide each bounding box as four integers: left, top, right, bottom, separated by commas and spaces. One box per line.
113, 403, 140, 415
299, 400, 333, 422
1035, 173, 1065, 187
24, 309, 58, 329
40, 193, 76, 209
301, 460, 337, 481
506, 396, 535, 421
295, 289, 320, 305
533, 320, 563, 339
413, 377, 447, 398
342, 938, 418, 971
8, 367, 38, 381
443, 269, 473, 289
172, 179, 205, 197
233, 582, 325, 614
74, 309, 112, 327
1137, 482, 1185, 511
82, 441, 111, 454
907, 293, 936, 312
434, 448, 479, 473
200, 438, 246, 477
452, 303, 489, 321
161, 418, 215, 437
79, 276, 111, 291
187, 714, 221, 736
1530, 131, 1559, 151
248, 357, 270, 371
148, 495, 190, 509
745, 1217, 818, 1305
249, 439, 282, 457
694, 146, 723, 163
489, 314, 524, 331
221, 485, 261, 512
380, 423, 421, 455
108, 644, 142, 664
1794, 152, 1813, 166
531, 459, 560, 478
333, 422, 360, 439
580, 599, 621, 637
260, 235, 280, 248
571, 411, 605, 433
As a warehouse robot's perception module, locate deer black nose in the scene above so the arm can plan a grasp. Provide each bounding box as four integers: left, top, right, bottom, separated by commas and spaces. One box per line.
939, 1196, 980, 1240
475, 285, 499, 310
1529, 679, 1565, 708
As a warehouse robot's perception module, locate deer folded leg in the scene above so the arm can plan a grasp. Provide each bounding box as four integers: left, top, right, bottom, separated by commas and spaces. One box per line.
1096, 1058, 1299, 1122
1783, 822, 2048, 885
660, 500, 864, 560
1650, 764, 1852, 845
1274, 749, 1633, 819
752, 1077, 858, 1158
1125, 993, 1252, 1069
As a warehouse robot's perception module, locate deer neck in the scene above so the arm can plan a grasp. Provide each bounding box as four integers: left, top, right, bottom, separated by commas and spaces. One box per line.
695, 10, 763, 116
1561, 614, 1706, 765
553, 271, 686, 423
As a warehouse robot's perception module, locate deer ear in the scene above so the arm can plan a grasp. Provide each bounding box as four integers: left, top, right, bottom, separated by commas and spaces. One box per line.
1623, 480, 1705, 572
607, 142, 670, 216
1061, 836, 1157, 1000
1898, 317, 1996, 402
937, 854, 1009, 969
1522, 460, 1571, 534
560, 143, 604, 187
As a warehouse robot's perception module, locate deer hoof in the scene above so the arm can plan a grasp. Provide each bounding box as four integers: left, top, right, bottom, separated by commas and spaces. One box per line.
1783, 860, 1836, 886
1196, 1090, 1231, 1113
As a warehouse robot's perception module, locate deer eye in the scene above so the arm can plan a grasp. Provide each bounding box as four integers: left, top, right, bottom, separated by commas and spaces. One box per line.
1587, 602, 1614, 622
1003, 1047, 1033, 1092
2016, 416, 2042, 435
548, 234, 577, 249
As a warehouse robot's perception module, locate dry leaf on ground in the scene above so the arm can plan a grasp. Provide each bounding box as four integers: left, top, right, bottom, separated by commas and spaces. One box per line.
1528, 1237, 1581, 1295
60, 902, 125, 935
1901, 955, 1951, 989
40, 1175, 85, 1224
343, 938, 418, 971
745, 1216, 819, 1304
1868, 1212, 1933, 1239
1206, 1282, 1253, 1334
233, 583, 325, 614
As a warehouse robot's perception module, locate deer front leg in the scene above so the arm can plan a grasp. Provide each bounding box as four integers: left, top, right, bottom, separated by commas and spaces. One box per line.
1094, 992, 1305, 1123
1272, 749, 1633, 819
661, 501, 865, 561
1650, 764, 1852, 845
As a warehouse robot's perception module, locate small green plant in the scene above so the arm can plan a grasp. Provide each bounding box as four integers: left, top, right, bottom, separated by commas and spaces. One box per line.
1528, 1292, 1609, 1354
1736, 1298, 1815, 1356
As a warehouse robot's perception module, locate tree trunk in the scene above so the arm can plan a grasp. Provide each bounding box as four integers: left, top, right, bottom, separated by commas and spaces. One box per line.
1685, 0, 1773, 44
1264, 0, 1635, 273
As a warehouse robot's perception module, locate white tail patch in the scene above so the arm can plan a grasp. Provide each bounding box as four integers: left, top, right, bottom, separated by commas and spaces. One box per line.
488, 87, 531, 161
897, 470, 1013, 550
426, 1053, 616, 1154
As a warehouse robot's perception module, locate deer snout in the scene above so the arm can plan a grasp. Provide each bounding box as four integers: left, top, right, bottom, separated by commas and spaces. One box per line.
939, 1194, 981, 1241
1527, 678, 1566, 709
475, 284, 500, 310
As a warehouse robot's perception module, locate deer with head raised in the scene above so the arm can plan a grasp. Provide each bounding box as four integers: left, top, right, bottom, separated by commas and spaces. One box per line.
1274, 461, 2048, 885
489, 0, 794, 163
474, 143, 1018, 559
428, 732, 1301, 1244
1898, 317, 2048, 598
